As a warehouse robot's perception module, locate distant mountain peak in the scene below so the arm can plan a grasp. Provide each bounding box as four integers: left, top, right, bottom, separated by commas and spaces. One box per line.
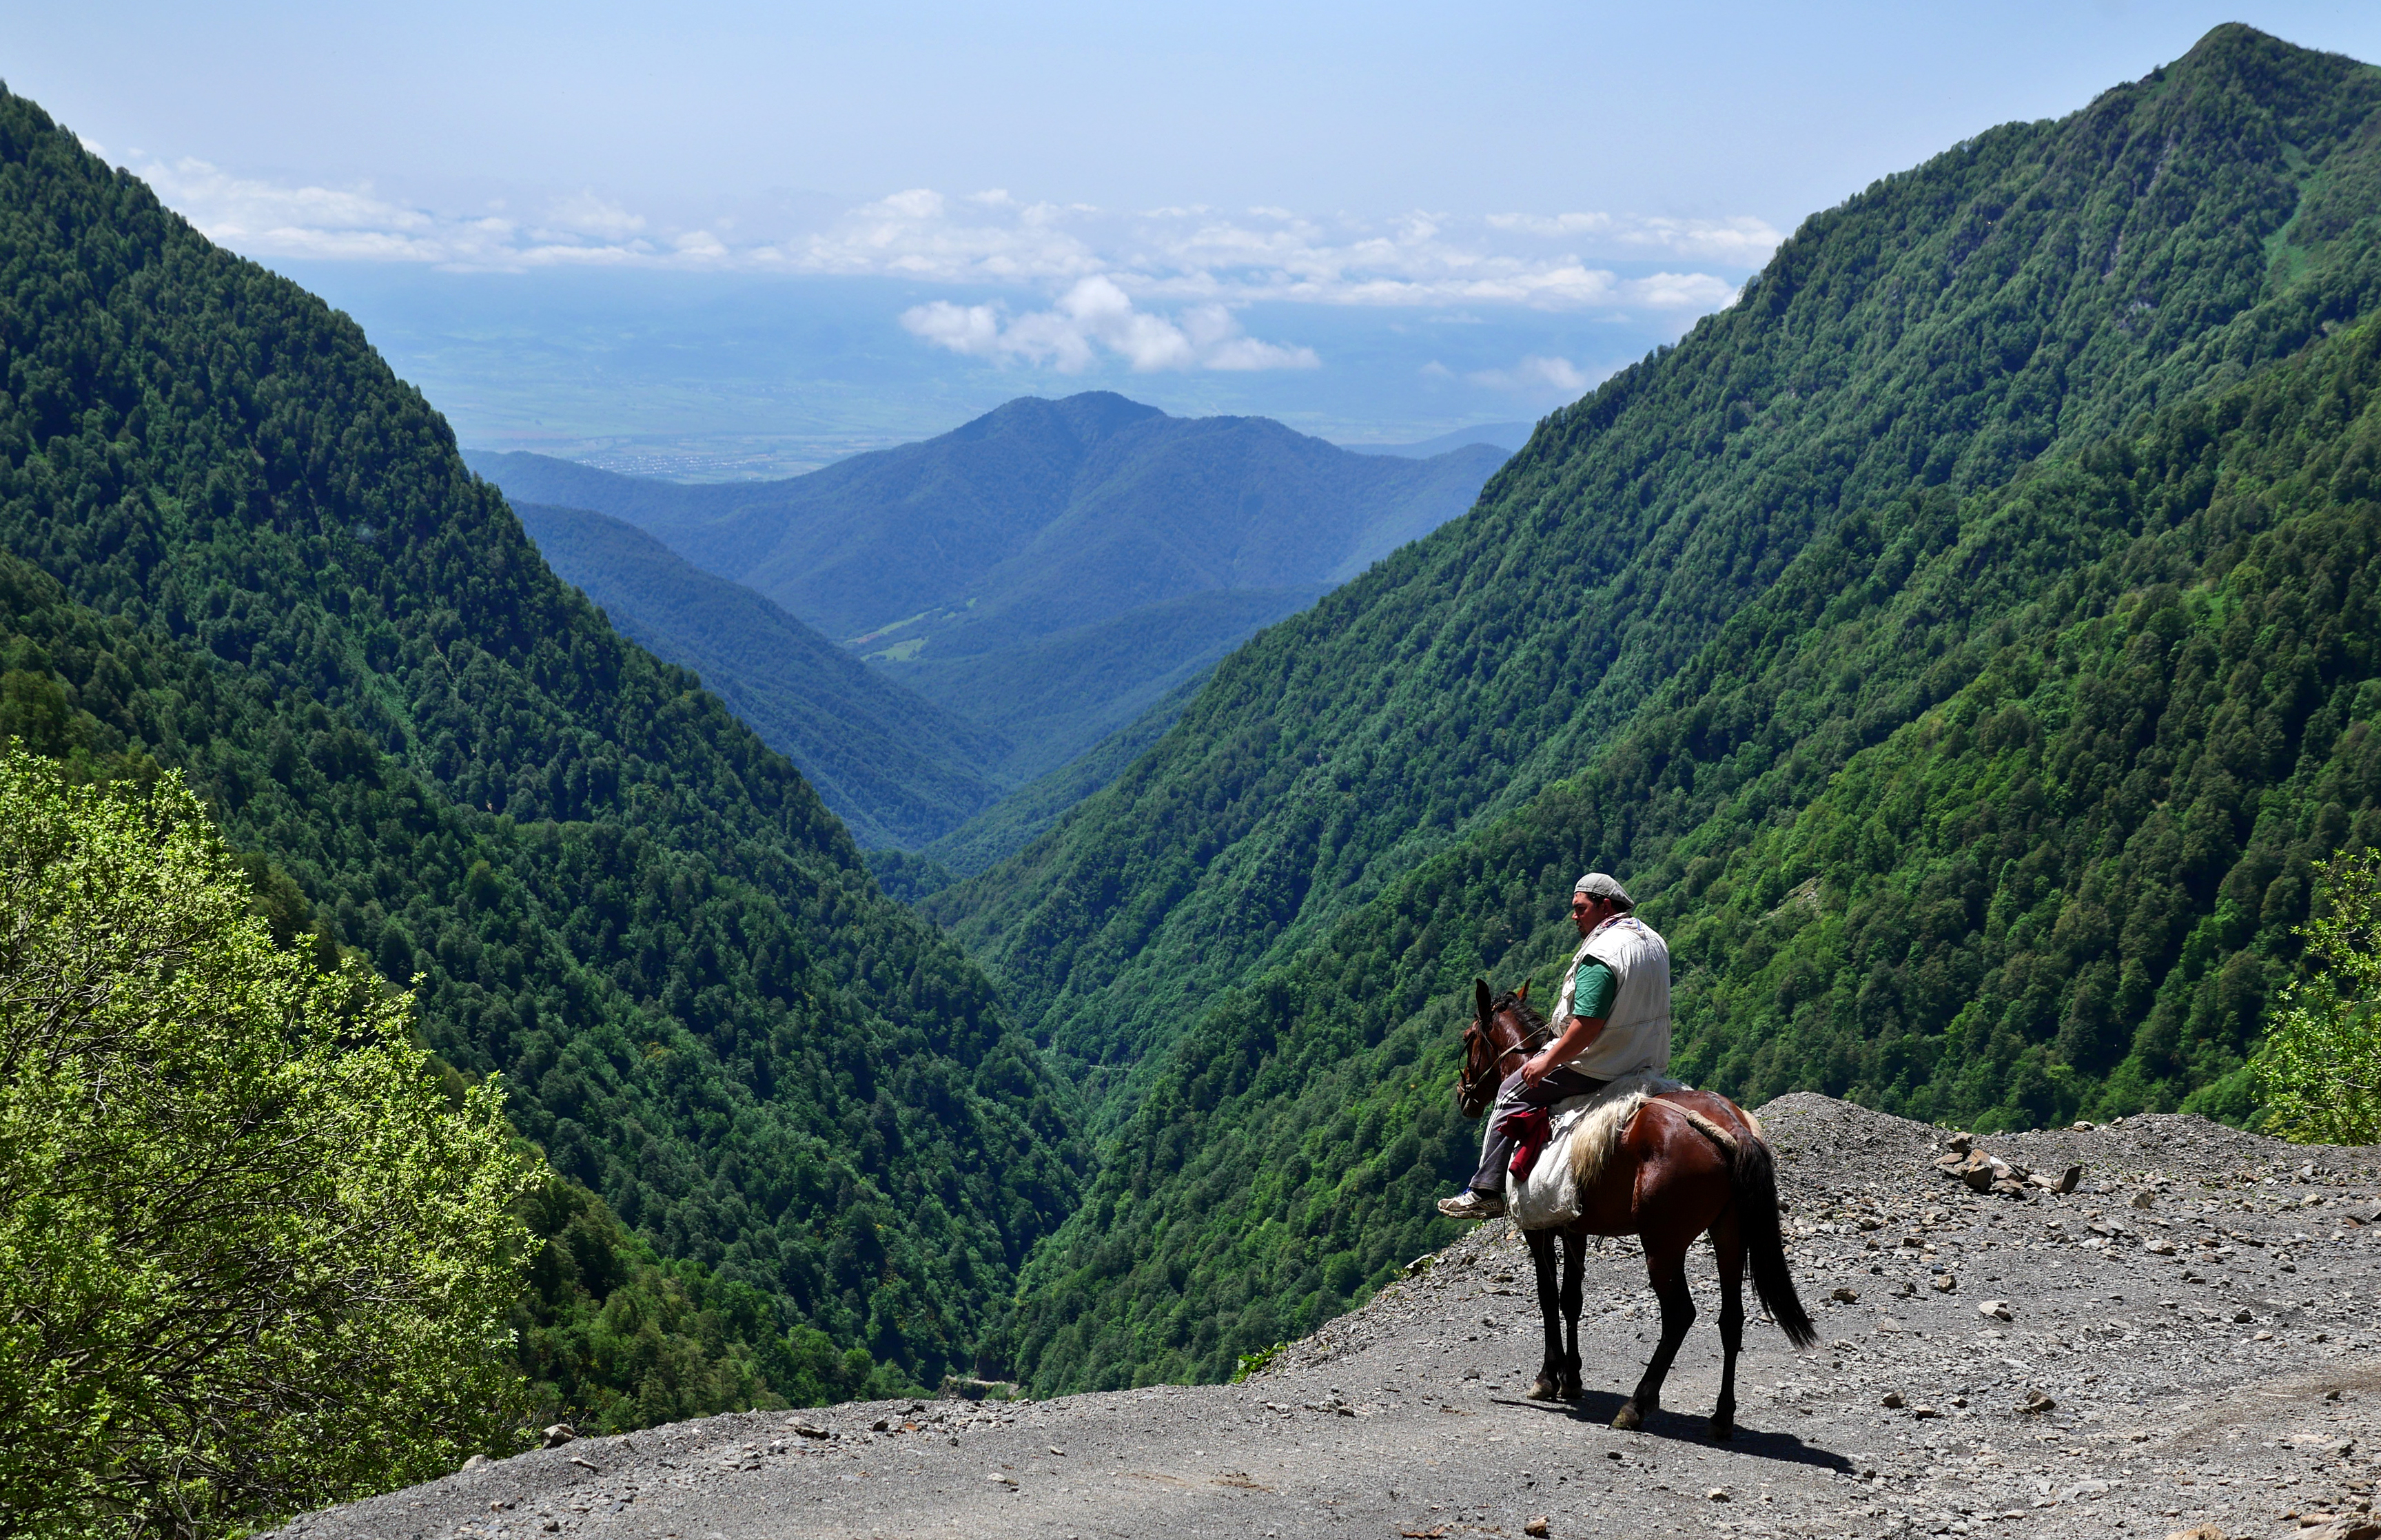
471, 398, 1509, 792
954, 391, 1168, 444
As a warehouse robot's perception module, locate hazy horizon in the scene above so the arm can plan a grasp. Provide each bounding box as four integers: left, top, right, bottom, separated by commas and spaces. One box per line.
12, 3, 2381, 472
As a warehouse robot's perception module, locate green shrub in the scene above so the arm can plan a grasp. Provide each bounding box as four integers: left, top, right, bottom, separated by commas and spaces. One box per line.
1229, 1342, 1287, 1383
0, 753, 540, 1538
2255, 850, 2381, 1144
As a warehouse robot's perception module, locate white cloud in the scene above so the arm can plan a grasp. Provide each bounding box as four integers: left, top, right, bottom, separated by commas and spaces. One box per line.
1631, 271, 1744, 309
539, 190, 646, 240
874, 187, 947, 220
1619, 214, 1784, 262
1469, 354, 1595, 394
1489, 210, 1781, 262
788, 189, 1106, 283
124, 161, 1759, 389
134, 156, 657, 268
901, 276, 1319, 373
1485, 212, 1613, 237
133, 157, 1777, 316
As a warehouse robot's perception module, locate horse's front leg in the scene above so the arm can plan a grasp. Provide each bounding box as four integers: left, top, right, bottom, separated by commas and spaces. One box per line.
1525, 1228, 1565, 1400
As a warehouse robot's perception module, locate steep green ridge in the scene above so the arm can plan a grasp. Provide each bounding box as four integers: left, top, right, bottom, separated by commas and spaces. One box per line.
999, 204, 2381, 1400
513, 500, 1009, 847
934, 25, 2381, 1127
863, 669, 1222, 902
923, 670, 1216, 879
467, 405, 1505, 779
0, 88, 1080, 1388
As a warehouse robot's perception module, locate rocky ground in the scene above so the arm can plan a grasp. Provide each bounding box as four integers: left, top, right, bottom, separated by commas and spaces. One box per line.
285, 1095, 2381, 1540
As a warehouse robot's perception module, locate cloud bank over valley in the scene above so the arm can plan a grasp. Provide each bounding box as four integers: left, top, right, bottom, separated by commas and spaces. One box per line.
115, 148, 1778, 462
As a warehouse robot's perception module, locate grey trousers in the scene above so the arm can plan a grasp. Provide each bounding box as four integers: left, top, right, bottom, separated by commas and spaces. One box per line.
1470, 1065, 1609, 1195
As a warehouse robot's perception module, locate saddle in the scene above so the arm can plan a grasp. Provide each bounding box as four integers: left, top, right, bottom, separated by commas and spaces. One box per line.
1504, 1074, 1691, 1229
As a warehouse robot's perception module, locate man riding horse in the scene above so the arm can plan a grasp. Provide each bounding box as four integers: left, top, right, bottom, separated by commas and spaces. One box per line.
1439, 873, 1813, 1435
1436, 871, 1670, 1221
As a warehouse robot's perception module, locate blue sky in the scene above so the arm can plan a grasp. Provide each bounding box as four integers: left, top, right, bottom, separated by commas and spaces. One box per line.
9, 3, 2381, 471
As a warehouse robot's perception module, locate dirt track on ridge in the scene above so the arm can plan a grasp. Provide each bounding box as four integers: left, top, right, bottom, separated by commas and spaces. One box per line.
280, 1095, 2381, 1540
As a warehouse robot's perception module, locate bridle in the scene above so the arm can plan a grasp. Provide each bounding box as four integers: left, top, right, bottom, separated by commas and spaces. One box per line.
1455, 976, 1554, 1118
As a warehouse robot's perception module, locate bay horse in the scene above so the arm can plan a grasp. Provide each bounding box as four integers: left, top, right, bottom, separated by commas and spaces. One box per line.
1455, 978, 1816, 1437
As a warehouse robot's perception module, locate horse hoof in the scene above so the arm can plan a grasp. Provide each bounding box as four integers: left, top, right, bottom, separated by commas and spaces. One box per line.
1708, 1417, 1735, 1441
1612, 1402, 1643, 1431
1525, 1377, 1559, 1402
1560, 1379, 1585, 1403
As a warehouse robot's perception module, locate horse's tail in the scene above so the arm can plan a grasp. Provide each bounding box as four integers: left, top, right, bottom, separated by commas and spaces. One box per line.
1728, 1131, 1817, 1349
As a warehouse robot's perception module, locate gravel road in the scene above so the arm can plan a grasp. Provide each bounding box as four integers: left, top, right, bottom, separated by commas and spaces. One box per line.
281, 1096, 2381, 1540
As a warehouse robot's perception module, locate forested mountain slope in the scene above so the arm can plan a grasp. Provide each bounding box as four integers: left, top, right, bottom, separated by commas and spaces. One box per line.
0, 88, 1080, 1390
921, 670, 1214, 879
469, 404, 1505, 779
469, 400, 1504, 643
882, 583, 1326, 784
999, 276, 2381, 1396
514, 500, 1009, 846
934, 24, 2381, 1126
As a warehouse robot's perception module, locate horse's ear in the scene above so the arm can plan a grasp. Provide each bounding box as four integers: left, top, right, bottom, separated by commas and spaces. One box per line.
1516, 980, 1530, 1003
1473, 978, 1493, 1021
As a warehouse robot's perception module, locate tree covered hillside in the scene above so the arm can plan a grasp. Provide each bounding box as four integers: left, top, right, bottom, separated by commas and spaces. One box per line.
515, 500, 1010, 847
934, 24, 2381, 1128
0, 87, 1081, 1390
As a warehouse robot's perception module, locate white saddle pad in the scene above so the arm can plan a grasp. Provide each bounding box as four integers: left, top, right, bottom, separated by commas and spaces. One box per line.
1504, 1072, 1688, 1229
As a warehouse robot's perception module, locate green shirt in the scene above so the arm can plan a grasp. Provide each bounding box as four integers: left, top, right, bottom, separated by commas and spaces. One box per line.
1570, 960, 1617, 1020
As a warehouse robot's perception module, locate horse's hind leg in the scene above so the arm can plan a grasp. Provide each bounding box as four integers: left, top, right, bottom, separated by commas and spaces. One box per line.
1613, 1240, 1695, 1432
1558, 1229, 1586, 1399
1708, 1210, 1746, 1441
1526, 1228, 1565, 1401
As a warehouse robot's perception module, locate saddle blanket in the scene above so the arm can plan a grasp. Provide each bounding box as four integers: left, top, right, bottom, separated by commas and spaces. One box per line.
1504, 1072, 1689, 1230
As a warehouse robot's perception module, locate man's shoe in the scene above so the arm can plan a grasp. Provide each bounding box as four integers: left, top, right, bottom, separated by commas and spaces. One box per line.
1436, 1189, 1505, 1220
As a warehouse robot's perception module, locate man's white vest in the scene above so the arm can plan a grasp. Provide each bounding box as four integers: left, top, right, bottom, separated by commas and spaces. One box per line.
1555, 913, 1671, 1080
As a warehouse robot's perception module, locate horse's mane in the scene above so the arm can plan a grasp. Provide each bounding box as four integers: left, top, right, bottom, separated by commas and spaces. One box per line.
1495, 991, 1547, 1034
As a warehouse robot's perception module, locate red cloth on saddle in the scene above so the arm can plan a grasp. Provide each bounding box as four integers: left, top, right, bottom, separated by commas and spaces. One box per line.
1498, 1107, 1554, 1180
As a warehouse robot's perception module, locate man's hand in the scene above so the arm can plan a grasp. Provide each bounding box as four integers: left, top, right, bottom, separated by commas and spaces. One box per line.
1526, 1014, 1607, 1088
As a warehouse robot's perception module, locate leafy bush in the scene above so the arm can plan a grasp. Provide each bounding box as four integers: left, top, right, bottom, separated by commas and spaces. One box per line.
0, 752, 538, 1539
2256, 851, 2381, 1144
1229, 1342, 1287, 1382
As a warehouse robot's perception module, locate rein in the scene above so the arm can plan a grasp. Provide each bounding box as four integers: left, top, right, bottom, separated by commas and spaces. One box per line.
1456, 978, 1553, 1117
1488, 1015, 1554, 1073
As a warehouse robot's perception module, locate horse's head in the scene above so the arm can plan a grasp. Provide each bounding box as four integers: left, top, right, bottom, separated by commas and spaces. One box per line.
1455, 976, 1542, 1118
